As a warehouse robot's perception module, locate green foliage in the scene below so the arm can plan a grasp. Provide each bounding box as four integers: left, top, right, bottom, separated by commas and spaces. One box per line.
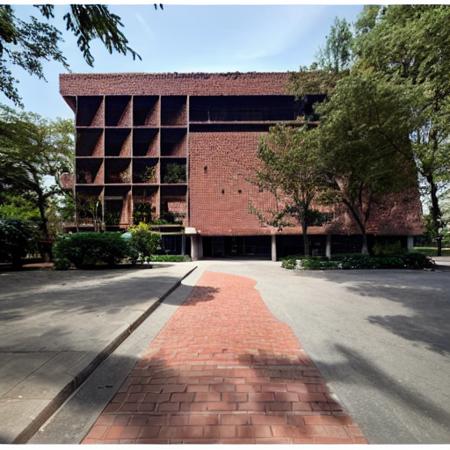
289, 70, 344, 99
76, 194, 102, 230
0, 218, 37, 266
128, 222, 161, 262
0, 5, 141, 105
282, 252, 434, 270
149, 254, 191, 263
0, 105, 74, 240
53, 257, 71, 271
141, 165, 157, 183
316, 17, 354, 73
53, 232, 131, 269
251, 125, 328, 255
353, 5, 450, 254
133, 202, 154, 224
0, 194, 40, 222
163, 163, 186, 183
104, 210, 121, 226
413, 246, 450, 257
316, 73, 416, 253
300, 258, 340, 270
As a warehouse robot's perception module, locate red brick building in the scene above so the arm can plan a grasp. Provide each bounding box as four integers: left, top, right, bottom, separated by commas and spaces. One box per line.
60, 72, 423, 260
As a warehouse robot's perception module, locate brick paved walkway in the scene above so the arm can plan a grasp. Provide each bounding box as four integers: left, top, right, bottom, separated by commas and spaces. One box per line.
83, 271, 367, 444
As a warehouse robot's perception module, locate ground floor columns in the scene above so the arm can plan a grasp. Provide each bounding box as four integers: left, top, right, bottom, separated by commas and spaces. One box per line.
326, 234, 332, 258
271, 235, 277, 262
191, 235, 203, 261
181, 234, 186, 256
407, 235, 414, 251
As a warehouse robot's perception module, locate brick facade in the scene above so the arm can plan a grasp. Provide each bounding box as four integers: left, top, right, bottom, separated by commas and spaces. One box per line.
60, 72, 423, 256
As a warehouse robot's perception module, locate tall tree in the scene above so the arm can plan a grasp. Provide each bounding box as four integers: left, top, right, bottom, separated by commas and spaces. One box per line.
316, 73, 417, 254
0, 5, 145, 105
354, 5, 450, 255
0, 105, 74, 240
316, 17, 354, 73
251, 125, 327, 256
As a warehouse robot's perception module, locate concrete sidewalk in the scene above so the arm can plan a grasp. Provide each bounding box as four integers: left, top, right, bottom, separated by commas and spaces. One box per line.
0, 263, 196, 443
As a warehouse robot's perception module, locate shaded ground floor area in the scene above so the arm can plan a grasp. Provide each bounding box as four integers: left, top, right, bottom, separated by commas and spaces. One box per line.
193, 234, 415, 259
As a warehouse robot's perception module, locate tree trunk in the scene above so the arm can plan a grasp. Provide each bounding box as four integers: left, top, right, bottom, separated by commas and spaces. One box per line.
342, 199, 369, 255
426, 174, 443, 256
302, 220, 309, 256
361, 233, 369, 255
36, 191, 51, 262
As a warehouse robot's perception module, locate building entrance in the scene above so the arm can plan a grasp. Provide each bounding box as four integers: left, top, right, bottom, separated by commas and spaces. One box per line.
203, 236, 271, 258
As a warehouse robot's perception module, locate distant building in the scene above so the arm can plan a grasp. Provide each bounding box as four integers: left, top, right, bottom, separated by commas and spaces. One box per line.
60, 72, 423, 260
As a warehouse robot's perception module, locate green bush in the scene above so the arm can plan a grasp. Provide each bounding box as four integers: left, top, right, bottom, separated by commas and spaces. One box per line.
53, 232, 132, 269
402, 252, 435, 269
128, 223, 161, 262
301, 258, 340, 270
281, 252, 435, 271
53, 257, 71, 270
149, 254, 191, 262
0, 219, 37, 267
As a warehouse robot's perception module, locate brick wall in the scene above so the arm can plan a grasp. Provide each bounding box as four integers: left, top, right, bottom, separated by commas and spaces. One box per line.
189, 131, 423, 236
60, 72, 291, 97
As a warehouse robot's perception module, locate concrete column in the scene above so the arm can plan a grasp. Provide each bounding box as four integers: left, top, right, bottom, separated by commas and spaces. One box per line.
326, 234, 332, 259
407, 235, 414, 251
181, 234, 186, 256
271, 235, 277, 262
190, 235, 203, 261
191, 235, 199, 261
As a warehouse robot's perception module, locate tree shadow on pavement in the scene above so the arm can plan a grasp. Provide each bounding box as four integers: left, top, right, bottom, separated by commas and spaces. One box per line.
312, 343, 450, 442
298, 270, 450, 356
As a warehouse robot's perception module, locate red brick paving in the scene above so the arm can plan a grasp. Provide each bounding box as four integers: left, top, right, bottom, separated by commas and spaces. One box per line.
83, 271, 367, 444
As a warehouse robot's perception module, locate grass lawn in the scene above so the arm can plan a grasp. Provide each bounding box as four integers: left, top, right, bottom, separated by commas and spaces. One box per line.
413, 246, 450, 256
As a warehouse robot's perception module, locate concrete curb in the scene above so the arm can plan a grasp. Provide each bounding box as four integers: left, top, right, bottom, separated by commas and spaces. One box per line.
15, 265, 197, 444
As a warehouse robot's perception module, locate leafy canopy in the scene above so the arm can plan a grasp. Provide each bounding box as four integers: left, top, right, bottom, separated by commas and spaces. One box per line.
0, 105, 74, 238
0, 5, 143, 105
252, 124, 328, 255
353, 5, 450, 248
316, 73, 416, 250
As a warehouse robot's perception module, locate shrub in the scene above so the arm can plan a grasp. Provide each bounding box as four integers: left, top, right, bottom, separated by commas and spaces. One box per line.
53, 257, 71, 270
402, 252, 435, 269
53, 232, 132, 269
281, 252, 435, 271
149, 254, 191, 262
128, 222, 161, 262
0, 219, 37, 267
300, 258, 340, 270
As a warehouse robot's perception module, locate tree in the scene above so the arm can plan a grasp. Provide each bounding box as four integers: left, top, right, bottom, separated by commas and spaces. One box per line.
0, 105, 74, 240
0, 5, 143, 105
289, 16, 353, 104
354, 5, 450, 255
316, 17, 354, 73
316, 73, 417, 254
250, 125, 328, 256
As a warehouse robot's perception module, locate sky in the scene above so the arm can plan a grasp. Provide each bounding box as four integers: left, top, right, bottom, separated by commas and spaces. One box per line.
5, 5, 363, 120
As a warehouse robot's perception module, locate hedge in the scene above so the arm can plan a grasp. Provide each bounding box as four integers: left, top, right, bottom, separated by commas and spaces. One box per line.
282, 252, 435, 271
149, 254, 191, 262
53, 232, 134, 269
